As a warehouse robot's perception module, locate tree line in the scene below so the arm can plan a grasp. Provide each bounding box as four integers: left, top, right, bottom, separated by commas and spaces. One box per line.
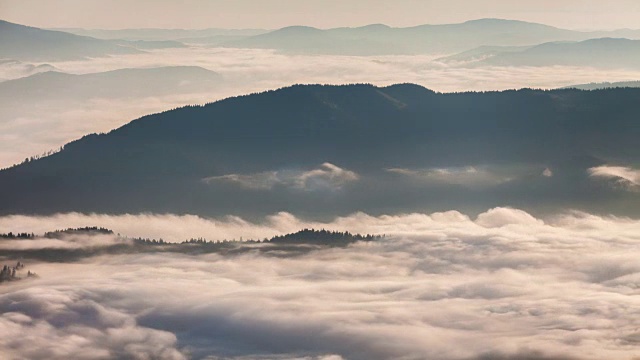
134, 228, 383, 247
44, 226, 114, 239
0, 232, 35, 239
0, 262, 37, 283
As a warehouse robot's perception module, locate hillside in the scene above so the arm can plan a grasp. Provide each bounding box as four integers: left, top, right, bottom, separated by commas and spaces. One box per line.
0, 84, 639, 218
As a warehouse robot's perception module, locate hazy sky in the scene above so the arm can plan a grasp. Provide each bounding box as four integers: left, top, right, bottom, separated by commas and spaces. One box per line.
2, 0, 639, 30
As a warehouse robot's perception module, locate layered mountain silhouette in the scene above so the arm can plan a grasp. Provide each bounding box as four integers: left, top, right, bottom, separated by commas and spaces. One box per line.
109, 39, 187, 50
222, 19, 640, 55
0, 20, 142, 61
563, 80, 640, 90
0, 59, 57, 81
8, 19, 640, 59
55, 27, 268, 41
1, 84, 638, 218
0, 66, 224, 170
445, 38, 640, 69
0, 66, 222, 102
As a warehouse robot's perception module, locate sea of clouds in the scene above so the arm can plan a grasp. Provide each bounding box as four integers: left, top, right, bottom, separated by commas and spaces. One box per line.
1, 207, 640, 359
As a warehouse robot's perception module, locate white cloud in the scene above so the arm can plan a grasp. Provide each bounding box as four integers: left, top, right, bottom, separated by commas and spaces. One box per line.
203, 171, 281, 190
475, 207, 544, 228
295, 163, 359, 190
386, 166, 512, 188
203, 163, 359, 191
0, 287, 186, 360
588, 165, 640, 191
2, 208, 640, 359
0, 233, 126, 250
0, 60, 57, 82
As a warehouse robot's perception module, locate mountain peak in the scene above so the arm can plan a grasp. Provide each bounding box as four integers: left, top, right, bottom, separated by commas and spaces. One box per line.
460, 18, 559, 29
275, 25, 322, 33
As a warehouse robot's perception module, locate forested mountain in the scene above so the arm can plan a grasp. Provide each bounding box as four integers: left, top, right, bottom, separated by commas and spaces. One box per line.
1, 84, 639, 218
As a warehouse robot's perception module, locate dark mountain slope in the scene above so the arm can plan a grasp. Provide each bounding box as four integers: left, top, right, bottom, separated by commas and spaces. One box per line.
1, 84, 639, 218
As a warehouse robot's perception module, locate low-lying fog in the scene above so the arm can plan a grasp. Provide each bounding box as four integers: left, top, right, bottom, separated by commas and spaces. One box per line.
2, 46, 640, 167
1, 207, 640, 359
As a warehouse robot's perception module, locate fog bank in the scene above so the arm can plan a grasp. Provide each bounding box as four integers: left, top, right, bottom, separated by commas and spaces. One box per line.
1, 208, 640, 359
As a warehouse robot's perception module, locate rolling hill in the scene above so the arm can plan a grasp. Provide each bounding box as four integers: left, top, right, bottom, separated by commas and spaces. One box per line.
0, 84, 638, 218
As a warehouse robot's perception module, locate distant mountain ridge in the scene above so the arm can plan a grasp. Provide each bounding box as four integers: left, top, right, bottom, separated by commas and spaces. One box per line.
54, 27, 269, 41
0, 66, 225, 169
563, 80, 640, 90
0, 66, 223, 101
222, 18, 640, 55
42, 18, 640, 56
1, 84, 638, 218
478, 38, 640, 69
0, 20, 142, 61
438, 37, 640, 69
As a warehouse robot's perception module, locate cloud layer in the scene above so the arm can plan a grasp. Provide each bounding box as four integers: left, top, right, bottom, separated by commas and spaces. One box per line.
386, 166, 513, 188
1, 208, 640, 359
589, 165, 640, 191
203, 163, 359, 191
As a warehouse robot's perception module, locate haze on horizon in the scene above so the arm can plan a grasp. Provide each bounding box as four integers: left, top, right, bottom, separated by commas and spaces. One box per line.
2, 0, 640, 31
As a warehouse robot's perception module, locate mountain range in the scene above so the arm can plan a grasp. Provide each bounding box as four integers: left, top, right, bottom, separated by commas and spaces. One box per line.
5, 18, 640, 61
0, 59, 57, 82
0, 66, 222, 102
0, 20, 143, 61
54, 27, 269, 41
221, 19, 640, 55
441, 38, 640, 69
563, 80, 640, 90
1, 84, 638, 218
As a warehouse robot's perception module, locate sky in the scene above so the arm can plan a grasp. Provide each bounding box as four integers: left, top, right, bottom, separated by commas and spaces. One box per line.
2, 0, 640, 30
